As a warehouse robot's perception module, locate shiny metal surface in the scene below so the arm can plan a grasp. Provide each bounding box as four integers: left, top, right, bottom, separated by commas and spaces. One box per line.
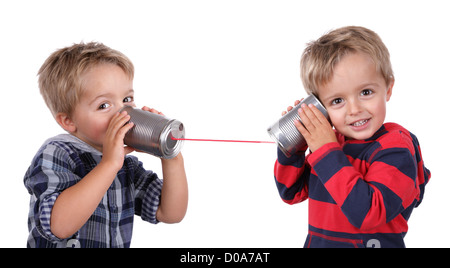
120, 106, 185, 159
267, 94, 330, 157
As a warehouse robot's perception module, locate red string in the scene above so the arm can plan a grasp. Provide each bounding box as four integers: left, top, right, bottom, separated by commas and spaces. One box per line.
171, 137, 275, 144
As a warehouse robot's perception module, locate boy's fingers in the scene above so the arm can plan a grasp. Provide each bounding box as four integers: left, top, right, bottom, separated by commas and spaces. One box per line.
301, 104, 325, 128
107, 112, 131, 137
294, 119, 309, 137
114, 113, 134, 139
142, 106, 164, 115
105, 112, 121, 136
308, 104, 329, 124
117, 121, 134, 137
282, 100, 301, 116
298, 105, 315, 131
141, 106, 151, 112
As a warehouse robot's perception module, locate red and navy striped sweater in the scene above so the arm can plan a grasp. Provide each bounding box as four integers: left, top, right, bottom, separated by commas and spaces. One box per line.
274, 123, 430, 248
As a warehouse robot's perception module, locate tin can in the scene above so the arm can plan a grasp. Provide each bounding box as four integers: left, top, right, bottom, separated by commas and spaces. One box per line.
267, 94, 330, 157
120, 106, 185, 159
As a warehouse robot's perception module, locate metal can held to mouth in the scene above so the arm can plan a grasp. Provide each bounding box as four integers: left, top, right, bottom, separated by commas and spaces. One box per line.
267, 94, 330, 157
120, 106, 185, 159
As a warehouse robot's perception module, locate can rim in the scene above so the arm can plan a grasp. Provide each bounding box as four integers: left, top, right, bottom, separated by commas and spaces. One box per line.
267, 128, 291, 157
159, 119, 185, 159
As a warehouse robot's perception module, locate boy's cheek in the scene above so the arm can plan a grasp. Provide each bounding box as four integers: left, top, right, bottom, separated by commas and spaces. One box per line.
327, 111, 341, 128
88, 120, 111, 140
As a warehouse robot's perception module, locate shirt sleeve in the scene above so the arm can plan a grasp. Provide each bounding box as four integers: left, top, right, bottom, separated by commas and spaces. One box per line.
24, 143, 82, 242
307, 133, 420, 231
274, 147, 310, 205
131, 157, 163, 224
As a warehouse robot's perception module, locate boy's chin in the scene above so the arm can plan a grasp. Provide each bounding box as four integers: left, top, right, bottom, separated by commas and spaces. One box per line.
343, 130, 376, 141
339, 127, 378, 141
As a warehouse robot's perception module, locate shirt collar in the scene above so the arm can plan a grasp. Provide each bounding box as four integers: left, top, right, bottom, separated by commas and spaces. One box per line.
46, 134, 103, 156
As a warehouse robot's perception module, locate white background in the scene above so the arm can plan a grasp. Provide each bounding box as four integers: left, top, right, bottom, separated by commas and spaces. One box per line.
1, 0, 448, 248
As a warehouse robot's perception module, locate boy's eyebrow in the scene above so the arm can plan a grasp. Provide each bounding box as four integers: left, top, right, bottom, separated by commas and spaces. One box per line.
359, 82, 381, 89
88, 93, 112, 105
123, 89, 134, 97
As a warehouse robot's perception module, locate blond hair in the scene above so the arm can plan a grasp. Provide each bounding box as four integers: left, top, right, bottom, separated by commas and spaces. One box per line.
38, 42, 134, 117
300, 26, 394, 95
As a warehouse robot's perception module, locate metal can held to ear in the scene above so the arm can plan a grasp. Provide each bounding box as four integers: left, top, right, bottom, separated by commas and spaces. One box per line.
267, 95, 330, 157
120, 106, 185, 159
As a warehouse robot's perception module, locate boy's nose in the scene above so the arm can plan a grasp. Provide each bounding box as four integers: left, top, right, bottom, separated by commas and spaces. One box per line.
347, 99, 363, 115
116, 105, 126, 114
117, 103, 133, 112
116, 104, 131, 115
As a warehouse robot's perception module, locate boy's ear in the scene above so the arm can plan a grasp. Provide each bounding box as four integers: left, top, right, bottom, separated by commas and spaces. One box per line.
385, 77, 395, 102
56, 112, 77, 133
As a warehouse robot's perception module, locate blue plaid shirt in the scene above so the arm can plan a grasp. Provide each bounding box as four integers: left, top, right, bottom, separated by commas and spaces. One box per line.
24, 134, 162, 248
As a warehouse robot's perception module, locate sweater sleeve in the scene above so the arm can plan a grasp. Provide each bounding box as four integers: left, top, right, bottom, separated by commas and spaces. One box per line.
307, 135, 420, 231
274, 147, 310, 204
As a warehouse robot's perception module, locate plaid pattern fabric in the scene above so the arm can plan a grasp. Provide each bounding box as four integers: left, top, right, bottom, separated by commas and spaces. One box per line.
24, 134, 162, 248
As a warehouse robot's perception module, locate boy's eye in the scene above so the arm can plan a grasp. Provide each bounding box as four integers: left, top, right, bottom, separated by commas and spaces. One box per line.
98, 103, 111, 110
123, 96, 133, 103
361, 89, 373, 96
331, 98, 343, 106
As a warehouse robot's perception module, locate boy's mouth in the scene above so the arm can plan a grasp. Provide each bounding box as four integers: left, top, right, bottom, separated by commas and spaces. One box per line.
351, 119, 369, 127
349, 118, 370, 129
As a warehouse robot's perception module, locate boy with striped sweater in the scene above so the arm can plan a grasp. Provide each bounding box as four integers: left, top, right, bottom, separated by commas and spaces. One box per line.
274, 26, 430, 248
